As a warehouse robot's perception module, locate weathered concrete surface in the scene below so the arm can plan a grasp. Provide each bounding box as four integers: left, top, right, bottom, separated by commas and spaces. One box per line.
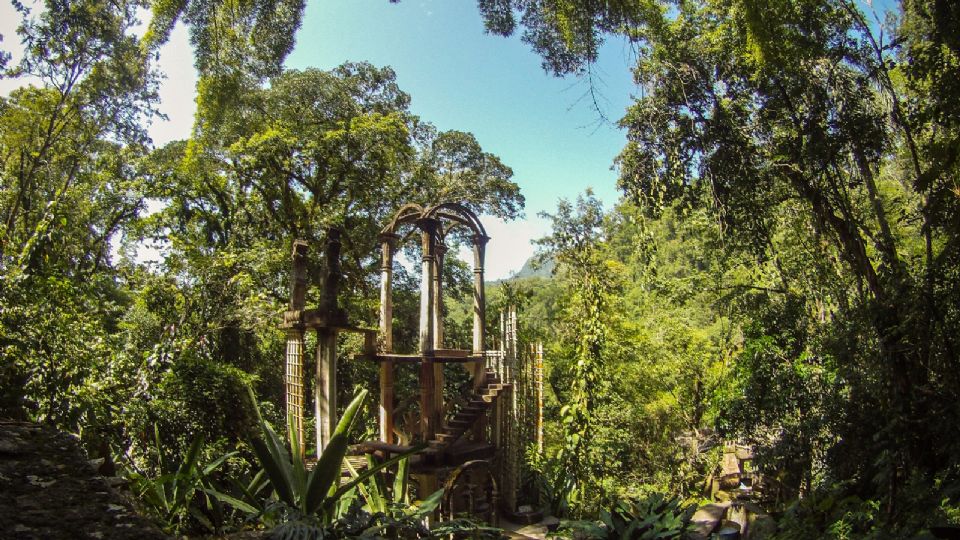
0, 420, 168, 540
686, 502, 730, 540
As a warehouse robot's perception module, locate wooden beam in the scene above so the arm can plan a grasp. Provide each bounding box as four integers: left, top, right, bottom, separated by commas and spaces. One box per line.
354, 352, 483, 363
352, 440, 420, 455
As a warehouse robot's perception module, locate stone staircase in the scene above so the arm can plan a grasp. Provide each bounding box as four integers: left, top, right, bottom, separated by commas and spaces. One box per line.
424, 370, 509, 457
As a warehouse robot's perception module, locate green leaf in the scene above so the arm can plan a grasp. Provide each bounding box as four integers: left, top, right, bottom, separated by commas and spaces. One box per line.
327, 444, 427, 509
202, 451, 237, 476
412, 488, 444, 518
202, 487, 259, 515
251, 431, 296, 507
392, 456, 409, 505
288, 413, 307, 503
304, 389, 368, 514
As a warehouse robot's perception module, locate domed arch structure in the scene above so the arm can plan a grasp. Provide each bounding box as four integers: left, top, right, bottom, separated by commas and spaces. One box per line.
278, 203, 545, 523
376, 203, 491, 448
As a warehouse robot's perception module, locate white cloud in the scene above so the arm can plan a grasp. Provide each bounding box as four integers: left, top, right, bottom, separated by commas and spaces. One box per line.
149, 23, 197, 146
454, 214, 550, 281
0, 2, 40, 95
1, 4, 196, 147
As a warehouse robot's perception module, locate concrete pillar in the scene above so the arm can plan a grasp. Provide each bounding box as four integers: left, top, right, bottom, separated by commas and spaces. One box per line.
316, 328, 338, 454
285, 329, 305, 455
379, 234, 398, 353
472, 235, 489, 390
418, 221, 438, 440
419, 222, 437, 354
380, 359, 394, 444
432, 242, 446, 422
285, 240, 308, 454
420, 357, 437, 440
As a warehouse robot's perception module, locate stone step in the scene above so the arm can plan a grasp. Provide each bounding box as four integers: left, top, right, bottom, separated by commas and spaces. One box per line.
455, 406, 482, 417
688, 502, 730, 540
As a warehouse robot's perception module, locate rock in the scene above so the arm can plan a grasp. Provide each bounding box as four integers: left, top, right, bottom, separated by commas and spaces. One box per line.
104, 476, 128, 488
688, 502, 730, 540
0, 438, 22, 454
722, 452, 741, 476
715, 490, 734, 502
719, 473, 741, 491
0, 421, 169, 539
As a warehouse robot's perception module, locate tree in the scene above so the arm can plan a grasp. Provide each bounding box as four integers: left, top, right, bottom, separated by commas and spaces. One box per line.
141, 0, 306, 139
534, 191, 615, 514
0, 0, 159, 430
477, 0, 960, 525
128, 61, 523, 459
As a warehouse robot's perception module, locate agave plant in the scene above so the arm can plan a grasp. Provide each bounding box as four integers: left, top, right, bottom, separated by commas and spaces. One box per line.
345, 453, 421, 513
123, 425, 238, 534
558, 493, 695, 540
344, 454, 440, 534
237, 387, 422, 529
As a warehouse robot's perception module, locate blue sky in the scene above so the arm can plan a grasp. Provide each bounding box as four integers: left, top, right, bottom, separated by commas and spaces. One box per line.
0, 0, 895, 278
0, 0, 636, 278
284, 1, 637, 278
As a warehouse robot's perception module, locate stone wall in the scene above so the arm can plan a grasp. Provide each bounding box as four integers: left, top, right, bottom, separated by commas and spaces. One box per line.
0, 420, 168, 539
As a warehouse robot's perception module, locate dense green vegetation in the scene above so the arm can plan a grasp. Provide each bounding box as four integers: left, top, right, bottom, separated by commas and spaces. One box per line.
479, 0, 960, 536
2, 0, 959, 538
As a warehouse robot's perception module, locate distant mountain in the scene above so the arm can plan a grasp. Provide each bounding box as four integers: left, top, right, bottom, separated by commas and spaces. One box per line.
508, 255, 555, 280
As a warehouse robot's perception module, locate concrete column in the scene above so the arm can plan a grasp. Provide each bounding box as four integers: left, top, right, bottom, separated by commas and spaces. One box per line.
433, 242, 447, 349
285, 329, 305, 455
380, 359, 394, 444
316, 328, 338, 454
378, 234, 398, 445
432, 242, 447, 422
418, 220, 438, 440
419, 222, 437, 354
420, 357, 437, 440
536, 342, 544, 453
285, 240, 308, 454
472, 235, 489, 390
379, 234, 398, 353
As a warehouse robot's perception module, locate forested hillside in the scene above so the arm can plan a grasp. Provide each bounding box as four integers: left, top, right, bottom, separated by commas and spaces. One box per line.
477, 0, 960, 535
1, 0, 959, 538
